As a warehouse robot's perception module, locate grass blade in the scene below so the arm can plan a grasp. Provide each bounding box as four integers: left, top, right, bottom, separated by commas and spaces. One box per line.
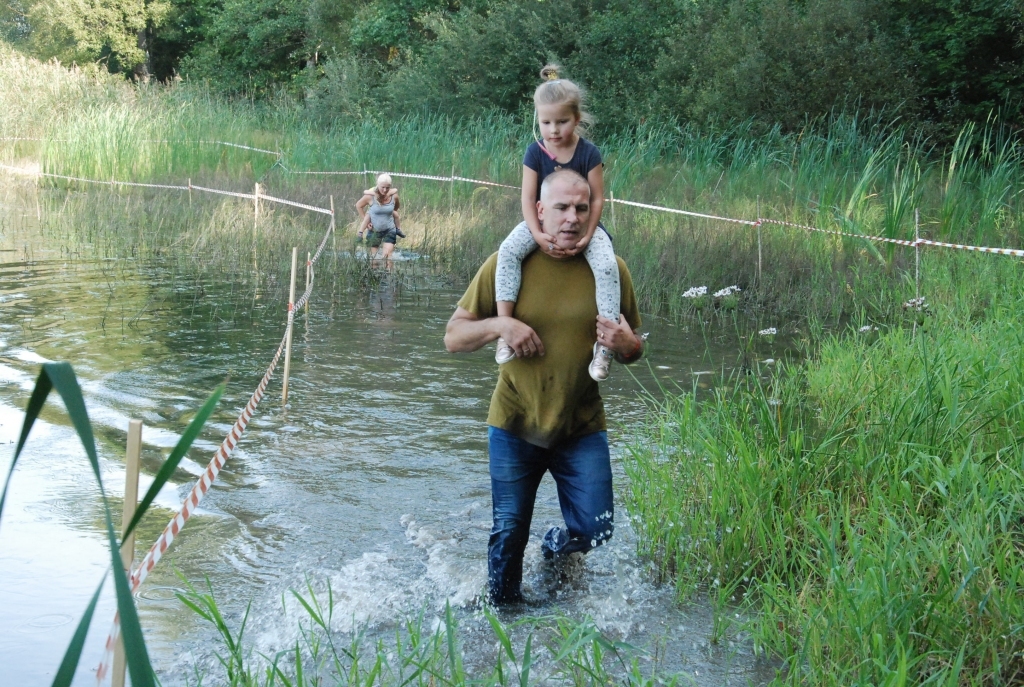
122, 383, 225, 539
50, 573, 106, 687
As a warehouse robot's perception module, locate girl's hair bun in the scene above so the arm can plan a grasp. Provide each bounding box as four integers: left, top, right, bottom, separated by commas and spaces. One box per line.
539, 64, 561, 81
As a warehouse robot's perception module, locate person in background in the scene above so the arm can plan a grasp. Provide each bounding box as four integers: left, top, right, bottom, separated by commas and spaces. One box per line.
356, 173, 406, 262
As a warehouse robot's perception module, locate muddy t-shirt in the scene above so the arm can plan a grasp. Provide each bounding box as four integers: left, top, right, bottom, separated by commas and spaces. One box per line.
458, 251, 641, 448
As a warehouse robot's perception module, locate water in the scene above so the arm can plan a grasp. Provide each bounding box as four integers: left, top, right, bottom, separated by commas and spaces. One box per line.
0, 186, 782, 685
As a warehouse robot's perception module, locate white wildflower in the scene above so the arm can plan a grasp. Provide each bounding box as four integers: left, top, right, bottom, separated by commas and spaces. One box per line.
758, 327, 777, 337
713, 285, 742, 298
682, 286, 708, 299
858, 325, 878, 333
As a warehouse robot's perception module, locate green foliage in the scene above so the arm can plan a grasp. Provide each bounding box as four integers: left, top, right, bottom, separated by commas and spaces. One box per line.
0, 363, 223, 687
625, 290, 1024, 683
179, 0, 309, 94
21, 0, 167, 74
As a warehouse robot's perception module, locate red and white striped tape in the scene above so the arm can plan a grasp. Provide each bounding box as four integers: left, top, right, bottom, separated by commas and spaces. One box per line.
610, 197, 759, 226
94, 212, 335, 685
757, 217, 922, 247
917, 238, 1024, 258
258, 192, 334, 216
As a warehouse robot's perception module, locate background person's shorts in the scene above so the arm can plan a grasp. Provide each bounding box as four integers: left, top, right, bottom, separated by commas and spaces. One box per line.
368, 229, 397, 247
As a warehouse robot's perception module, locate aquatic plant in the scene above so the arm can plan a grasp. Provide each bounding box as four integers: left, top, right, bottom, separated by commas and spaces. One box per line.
625, 305, 1024, 684
0, 363, 222, 687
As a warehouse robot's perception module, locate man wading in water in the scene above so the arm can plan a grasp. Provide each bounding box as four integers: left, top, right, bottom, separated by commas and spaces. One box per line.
444, 169, 645, 605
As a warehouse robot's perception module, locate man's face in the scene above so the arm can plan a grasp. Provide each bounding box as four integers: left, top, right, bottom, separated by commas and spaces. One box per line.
537, 177, 591, 252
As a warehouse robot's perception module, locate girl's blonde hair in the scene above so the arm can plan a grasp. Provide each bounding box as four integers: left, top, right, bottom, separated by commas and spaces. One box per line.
533, 64, 593, 136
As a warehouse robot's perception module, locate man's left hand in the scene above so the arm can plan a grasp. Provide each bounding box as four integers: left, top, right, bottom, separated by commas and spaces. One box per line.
596, 314, 639, 357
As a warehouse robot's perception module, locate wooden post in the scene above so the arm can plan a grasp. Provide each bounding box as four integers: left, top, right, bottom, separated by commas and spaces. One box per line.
253, 182, 260, 236
112, 420, 143, 687
449, 165, 455, 217
188, 178, 192, 207
914, 208, 921, 301
329, 195, 336, 257
756, 195, 762, 286
305, 251, 311, 313
282, 247, 298, 405
610, 191, 616, 231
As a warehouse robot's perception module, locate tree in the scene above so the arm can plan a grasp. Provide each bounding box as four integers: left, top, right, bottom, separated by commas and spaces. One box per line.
24, 0, 169, 76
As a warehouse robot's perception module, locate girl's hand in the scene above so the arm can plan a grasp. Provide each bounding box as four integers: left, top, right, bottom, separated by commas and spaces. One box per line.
530, 227, 566, 256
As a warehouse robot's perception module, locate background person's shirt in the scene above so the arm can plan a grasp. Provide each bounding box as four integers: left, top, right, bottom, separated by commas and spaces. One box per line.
523, 138, 603, 203
457, 250, 641, 448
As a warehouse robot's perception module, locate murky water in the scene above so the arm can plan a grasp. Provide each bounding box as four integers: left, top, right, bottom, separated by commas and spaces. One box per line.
0, 186, 783, 685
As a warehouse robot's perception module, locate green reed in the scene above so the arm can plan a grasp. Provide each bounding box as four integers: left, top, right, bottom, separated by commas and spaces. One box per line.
5, 45, 1023, 321
175, 577, 682, 687
624, 277, 1024, 685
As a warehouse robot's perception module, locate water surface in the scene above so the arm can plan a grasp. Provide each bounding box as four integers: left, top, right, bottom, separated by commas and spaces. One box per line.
0, 185, 783, 685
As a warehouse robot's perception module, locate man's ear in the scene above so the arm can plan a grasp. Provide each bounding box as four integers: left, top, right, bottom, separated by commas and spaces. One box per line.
536, 200, 544, 224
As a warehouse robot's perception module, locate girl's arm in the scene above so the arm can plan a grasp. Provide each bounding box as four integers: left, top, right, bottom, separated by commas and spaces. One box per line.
575, 164, 605, 251
355, 195, 371, 234
521, 166, 556, 246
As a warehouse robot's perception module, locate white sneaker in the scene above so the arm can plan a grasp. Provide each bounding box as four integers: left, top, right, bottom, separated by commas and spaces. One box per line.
495, 337, 516, 364
588, 342, 614, 381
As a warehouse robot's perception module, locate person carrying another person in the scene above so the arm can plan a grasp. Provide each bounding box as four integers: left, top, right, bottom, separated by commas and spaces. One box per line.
494, 64, 621, 382
444, 169, 646, 606
355, 173, 406, 261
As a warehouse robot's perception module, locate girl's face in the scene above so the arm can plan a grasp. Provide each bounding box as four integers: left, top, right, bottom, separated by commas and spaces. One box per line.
537, 102, 580, 147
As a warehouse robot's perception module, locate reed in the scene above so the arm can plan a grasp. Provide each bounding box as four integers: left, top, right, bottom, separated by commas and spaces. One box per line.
4, 46, 1024, 321
176, 577, 683, 686
624, 293, 1024, 684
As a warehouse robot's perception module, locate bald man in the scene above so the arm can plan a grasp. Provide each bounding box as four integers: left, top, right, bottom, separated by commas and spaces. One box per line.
444, 169, 645, 605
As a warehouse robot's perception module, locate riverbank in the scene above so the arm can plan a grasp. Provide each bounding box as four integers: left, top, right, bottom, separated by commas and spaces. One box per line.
625, 286, 1024, 684
3, 46, 1023, 322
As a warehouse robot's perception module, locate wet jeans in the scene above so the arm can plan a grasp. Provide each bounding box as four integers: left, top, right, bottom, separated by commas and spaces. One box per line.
487, 427, 614, 604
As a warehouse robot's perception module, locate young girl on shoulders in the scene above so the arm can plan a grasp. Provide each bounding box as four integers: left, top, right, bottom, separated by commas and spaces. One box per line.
494, 64, 620, 381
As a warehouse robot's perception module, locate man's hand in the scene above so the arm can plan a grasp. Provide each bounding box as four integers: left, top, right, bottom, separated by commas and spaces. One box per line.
445, 308, 544, 357
499, 317, 546, 358
596, 314, 639, 358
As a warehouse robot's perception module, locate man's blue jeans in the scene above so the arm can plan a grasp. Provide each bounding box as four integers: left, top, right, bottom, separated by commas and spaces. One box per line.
487, 426, 614, 604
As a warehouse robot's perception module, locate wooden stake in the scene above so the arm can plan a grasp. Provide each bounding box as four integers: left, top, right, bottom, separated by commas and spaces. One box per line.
112, 420, 143, 687
305, 251, 310, 313
254, 182, 260, 236
330, 195, 336, 256
756, 195, 762, 285
449, 165, 455, 217
282, 247, 297, 405
610, 191, 616, 231
915, 208, 921, 300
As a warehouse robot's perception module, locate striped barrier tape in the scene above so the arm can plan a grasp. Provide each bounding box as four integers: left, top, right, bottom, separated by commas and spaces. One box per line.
0, 163, 190, 191
610, 197, 759, 226
916, 238, 1024, 258
453, 175, 519, 190
757, 217, 922, 247
2, 137, 280, 156
95, 214, 334, 684
259, 192, 334, 217
188, 183, 256, 201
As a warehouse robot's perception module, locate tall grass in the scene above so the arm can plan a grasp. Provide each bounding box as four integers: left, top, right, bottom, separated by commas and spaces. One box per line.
624, 287, 1024, 684
4, 45, 1023, 320
176, 578, 683, 686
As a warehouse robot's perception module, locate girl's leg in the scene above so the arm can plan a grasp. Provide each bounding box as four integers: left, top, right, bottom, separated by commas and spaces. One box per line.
496, 222, 539, 318
584, 229, 620, 322
584, 229, 620, 381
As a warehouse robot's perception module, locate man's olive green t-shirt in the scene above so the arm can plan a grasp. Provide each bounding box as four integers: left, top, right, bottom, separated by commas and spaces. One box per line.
458, 251, 642, 448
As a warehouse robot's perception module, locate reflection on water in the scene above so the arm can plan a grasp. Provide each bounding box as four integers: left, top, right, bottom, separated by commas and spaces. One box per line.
0, 186, 784, 685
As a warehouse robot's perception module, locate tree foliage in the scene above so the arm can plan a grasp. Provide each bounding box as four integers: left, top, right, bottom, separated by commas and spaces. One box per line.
4, 0, 1024, 134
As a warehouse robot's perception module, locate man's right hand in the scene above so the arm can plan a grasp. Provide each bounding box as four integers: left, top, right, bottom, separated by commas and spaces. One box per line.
445, 308, 544, 356
498, 317, 545, 358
